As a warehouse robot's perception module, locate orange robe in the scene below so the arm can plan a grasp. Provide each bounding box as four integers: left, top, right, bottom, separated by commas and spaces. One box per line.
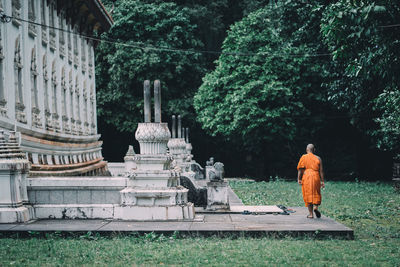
297, 153, 321, 206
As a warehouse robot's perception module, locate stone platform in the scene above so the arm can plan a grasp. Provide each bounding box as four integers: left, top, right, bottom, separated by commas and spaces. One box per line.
0, 207, 353, 239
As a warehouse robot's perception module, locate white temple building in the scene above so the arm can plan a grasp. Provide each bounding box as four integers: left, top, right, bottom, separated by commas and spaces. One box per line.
0, 0, 112, 176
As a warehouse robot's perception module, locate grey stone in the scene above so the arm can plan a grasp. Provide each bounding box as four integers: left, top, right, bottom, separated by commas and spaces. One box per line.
177, 115, 182, 138
36, 190, 50, 204
105, 190, 120, 204
63, 190, 77, 204
49, 190, 64, 204
171, 115, 176, 138
154, 80, 161, 123
143, 80, 151, 122
77, 190, 91, 204
91, 190, 106, 204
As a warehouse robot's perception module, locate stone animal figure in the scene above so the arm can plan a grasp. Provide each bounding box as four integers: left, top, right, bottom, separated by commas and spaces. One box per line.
209, 162, 225, 181
206, 157, 214, 166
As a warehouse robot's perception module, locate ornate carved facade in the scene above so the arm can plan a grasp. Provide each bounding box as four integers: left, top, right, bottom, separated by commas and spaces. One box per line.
0, 0, 113, 176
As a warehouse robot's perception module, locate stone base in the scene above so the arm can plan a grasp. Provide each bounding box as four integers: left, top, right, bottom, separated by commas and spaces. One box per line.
207, 181, 229, 211
114, 203, 195, 221
0, 206, 33, 223
120, 187, 188, 206
34, 204, 115, 219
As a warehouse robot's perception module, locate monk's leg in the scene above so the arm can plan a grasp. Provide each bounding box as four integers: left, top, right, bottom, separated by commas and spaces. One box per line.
307, 204, 314, 218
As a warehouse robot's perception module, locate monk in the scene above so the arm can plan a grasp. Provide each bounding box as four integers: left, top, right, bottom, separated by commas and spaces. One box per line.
297, 144, 325, 218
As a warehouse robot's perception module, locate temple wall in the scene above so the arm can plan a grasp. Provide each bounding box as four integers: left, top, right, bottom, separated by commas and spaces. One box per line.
0, 0, 108, 176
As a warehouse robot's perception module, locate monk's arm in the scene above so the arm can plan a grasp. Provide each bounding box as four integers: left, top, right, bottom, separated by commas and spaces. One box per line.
297, 169, 304, 184
319, 159, 325, 187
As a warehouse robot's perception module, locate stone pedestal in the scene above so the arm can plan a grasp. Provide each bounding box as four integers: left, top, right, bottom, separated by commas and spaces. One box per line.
119, 122, 194, 220
167, 138, 187, 164
207, 181, 229, 211
0, 131, 35, 223
124, 145, 136, 172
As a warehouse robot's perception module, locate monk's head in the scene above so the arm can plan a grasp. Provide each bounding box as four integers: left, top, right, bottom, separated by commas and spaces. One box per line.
306, 144, 315, 153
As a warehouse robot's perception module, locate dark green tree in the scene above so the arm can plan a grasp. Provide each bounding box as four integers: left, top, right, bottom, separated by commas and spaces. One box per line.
194, 2, 334, 176
321, 0, 400, 158
96, 0, 207, 132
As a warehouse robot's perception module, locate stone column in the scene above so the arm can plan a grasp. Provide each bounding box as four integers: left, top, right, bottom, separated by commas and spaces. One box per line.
0, 131, 34, 223
154, 80, 161, 123
177, 115, 182, 138
171, 115, 176, 138
143, 80, 151, 123
185, 128, 190, 143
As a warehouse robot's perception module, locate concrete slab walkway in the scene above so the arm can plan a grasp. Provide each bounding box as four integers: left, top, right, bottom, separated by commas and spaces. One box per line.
0, 207, 353, 239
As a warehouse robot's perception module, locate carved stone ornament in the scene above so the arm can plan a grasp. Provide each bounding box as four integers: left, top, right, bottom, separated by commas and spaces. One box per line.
135, 123, 171, 154
28, 0, 37, 38
12, 0, 22, 27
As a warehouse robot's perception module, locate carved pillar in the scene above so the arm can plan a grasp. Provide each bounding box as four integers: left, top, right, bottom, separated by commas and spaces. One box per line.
61, 67, 70, 133
81, 36, 86, 73
58, 12, 66, 58
51, 61, 60, 132
11, 0, 22, 27
48, 2, 56, 51
88, 41, 93, 77
28, 0, 37, 38
43, 54, 53, 131
83, 81, 89, 135
31, 47, 41, 128
67, 24, 72, 64
73, 26, 79, 68
0, 20, 6, 117
75, 76, 82, 134
40, 0, 48, 46
14, 36, 26, 124
69, 71, 76, 134
90, 84, 96, 134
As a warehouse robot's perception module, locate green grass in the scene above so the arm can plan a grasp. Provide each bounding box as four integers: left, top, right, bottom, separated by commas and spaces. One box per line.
0, 181, 399, 266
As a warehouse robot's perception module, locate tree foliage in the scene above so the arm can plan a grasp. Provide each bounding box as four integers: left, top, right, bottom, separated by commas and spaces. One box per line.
96, 0, 207, 132
194, 3, 329, 153
320, 0, 400, 155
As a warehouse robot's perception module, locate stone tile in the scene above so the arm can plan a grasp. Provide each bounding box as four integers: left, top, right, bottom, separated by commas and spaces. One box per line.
49, 190, 64, 204
77, 191, 91, 204
11, 220, 108, 231
36, 190, 50, 204
105, 190, 120, 204
0, 224, 18, 231
204, 214, 232, 222
190, 222, 235, 231
28, 191, 36, 204
63, 190, 77, 204
99, 221, 192, 231
91, 190, 106, 204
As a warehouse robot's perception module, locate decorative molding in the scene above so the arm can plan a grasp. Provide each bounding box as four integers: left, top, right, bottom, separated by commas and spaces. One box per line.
41, 0, 48, 46
135, 123, 171, 155
14, 36, 26, 124
12, 0, 22, 27
58, 11, 66, 58
31, 47, 42, 128
28, 0, 37, 38
49, 2, 56, 51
